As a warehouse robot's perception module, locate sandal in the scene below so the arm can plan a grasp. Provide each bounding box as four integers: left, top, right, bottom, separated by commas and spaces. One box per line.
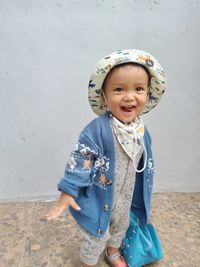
105, 249, 127, 267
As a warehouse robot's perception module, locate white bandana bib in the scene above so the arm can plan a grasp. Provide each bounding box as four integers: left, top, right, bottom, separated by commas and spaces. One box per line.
110, 114, 147, 172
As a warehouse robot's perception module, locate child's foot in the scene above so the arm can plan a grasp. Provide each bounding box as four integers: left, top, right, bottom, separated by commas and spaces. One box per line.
105, 247, 127, 267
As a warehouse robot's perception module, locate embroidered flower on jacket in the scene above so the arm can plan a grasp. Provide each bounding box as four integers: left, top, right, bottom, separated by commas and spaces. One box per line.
82, 159, 91, 170
98, 174, 106, 185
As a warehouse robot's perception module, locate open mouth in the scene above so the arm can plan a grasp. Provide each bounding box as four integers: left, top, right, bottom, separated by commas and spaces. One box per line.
121, 106, 136, 112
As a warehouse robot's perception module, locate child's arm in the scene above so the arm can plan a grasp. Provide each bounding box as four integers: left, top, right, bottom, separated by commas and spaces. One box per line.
45, 192, 80, 221
46, 130, 99, 221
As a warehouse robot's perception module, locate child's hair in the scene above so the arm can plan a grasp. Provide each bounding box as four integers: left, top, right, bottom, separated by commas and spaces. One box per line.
102, 62, 152, 91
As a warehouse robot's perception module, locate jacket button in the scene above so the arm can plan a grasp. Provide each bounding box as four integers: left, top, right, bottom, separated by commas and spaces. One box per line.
97, 228, 102, 235
106, 179, 112, 186
104, 204, 109, 211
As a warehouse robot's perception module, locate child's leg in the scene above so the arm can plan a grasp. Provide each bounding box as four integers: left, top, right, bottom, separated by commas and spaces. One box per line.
104, 199, 131, 266
80, 227, 110, 265
107, 206, 130, 249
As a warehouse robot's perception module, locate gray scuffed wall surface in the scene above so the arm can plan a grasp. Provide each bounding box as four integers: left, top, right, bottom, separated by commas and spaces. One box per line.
0, 0, 199, 200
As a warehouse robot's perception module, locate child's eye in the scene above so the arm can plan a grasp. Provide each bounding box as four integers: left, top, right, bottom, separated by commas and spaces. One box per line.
114, 87, 123, 93
136, 87, 145, 93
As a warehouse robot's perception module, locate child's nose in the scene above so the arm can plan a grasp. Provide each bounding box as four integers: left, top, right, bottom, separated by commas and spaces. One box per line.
124, 91, 135, 101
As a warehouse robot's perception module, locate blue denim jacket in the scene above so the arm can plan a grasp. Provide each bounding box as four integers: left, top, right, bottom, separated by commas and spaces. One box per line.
58, 112, 154, 238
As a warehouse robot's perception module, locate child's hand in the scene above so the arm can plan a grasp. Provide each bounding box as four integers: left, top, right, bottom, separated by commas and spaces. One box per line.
45, 192, 81, 221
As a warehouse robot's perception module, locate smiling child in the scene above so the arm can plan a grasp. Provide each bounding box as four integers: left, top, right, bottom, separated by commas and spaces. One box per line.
46, 49, 166, 267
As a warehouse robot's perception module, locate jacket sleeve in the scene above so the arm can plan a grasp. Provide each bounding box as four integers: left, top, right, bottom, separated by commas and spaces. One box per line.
57, 132, 99, 198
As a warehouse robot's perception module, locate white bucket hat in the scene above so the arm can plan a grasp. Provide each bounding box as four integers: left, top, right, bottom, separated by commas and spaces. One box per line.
88, 49, 166, 116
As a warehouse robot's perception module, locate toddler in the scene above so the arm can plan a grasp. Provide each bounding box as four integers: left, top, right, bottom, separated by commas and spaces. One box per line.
46, 49, 166, 267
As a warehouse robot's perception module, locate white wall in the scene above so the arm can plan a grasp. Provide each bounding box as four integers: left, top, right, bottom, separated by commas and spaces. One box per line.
0, 0, 200, 200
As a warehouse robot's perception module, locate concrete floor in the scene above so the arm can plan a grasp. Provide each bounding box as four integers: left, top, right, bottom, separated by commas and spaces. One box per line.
0, 193, 199, 267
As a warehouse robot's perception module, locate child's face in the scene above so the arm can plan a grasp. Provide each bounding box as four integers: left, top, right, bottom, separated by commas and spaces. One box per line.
103, 64, 149, 123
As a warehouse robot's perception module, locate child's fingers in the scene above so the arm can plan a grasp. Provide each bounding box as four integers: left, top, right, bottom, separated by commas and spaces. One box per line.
45, 195, 80, 221
68, 198, 81, 211
46, 204, 66, 220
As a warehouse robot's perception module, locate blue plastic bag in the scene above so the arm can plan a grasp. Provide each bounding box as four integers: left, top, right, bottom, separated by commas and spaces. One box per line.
121, 212, 163, 267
